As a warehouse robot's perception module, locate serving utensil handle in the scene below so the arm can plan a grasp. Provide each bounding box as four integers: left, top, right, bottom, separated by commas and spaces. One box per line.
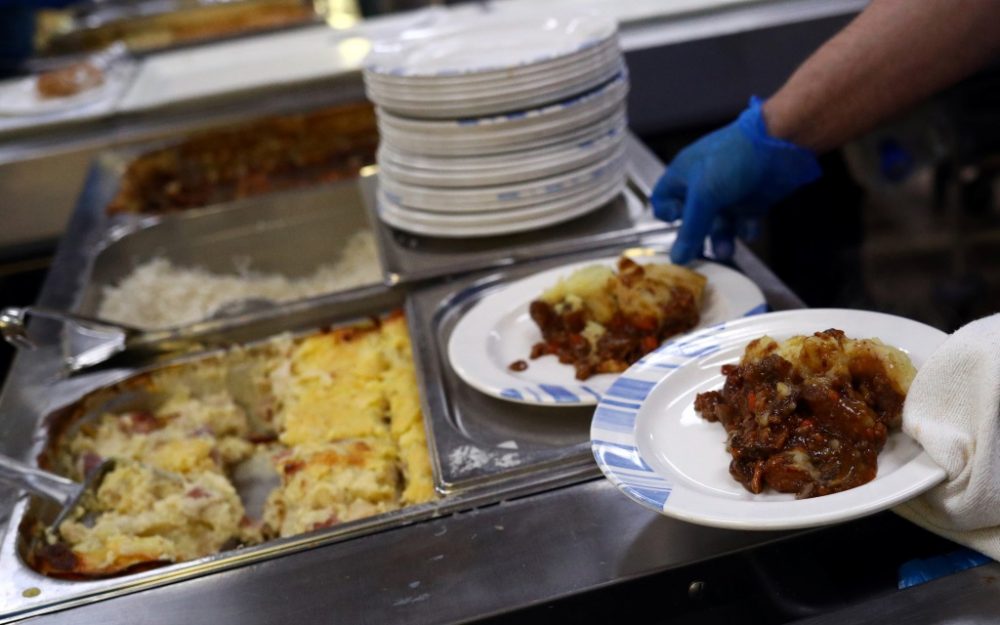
0, 307, 34, 350
0, 454, 79, 507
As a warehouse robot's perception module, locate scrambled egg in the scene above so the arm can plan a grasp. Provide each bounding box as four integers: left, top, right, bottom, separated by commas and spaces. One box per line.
48, 312, 436, 575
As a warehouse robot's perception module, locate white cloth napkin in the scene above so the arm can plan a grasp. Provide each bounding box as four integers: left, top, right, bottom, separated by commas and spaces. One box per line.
894, 313, 1000, 560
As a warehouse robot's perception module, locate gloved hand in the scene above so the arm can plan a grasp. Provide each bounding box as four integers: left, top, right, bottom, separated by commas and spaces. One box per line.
651, 96, 823, 264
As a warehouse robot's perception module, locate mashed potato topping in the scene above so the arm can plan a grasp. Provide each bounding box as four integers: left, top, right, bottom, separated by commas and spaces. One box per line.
39, 312, 436, 576
527, 256, 707, 379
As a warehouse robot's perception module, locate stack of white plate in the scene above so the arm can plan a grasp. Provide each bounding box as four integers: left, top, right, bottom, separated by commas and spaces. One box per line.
363, 11, 629, 238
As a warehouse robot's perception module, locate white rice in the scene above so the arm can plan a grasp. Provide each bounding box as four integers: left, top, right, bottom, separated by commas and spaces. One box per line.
98, 229, 381, 330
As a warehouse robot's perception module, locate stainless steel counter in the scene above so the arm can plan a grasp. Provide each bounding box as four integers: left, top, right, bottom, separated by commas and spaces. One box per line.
15, 479, 795, 625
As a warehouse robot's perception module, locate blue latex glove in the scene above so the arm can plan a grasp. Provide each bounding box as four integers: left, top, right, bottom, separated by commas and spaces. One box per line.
652, 96, 823, 264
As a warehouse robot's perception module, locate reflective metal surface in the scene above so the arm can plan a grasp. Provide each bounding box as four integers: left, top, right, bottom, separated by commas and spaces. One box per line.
408, 236, 688, 491
0, 133, 812, 623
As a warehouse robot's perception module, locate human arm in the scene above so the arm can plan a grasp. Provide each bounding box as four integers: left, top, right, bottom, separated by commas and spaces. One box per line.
654, 0, 1000, 264
764, 0, 1000, 153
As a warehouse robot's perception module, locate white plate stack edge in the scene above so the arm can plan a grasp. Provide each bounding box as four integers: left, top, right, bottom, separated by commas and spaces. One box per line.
362, 11, 629, 239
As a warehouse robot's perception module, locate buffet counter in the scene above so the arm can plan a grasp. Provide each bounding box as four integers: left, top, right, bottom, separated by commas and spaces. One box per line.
0, 133, 807, 622
1, 97, 993, 619
1, 132, 994, 623
7, 2, 995, 623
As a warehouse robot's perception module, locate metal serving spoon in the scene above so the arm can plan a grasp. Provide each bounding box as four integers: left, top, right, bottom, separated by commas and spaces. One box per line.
0, 454, 117, 534
0, 299, 275, 372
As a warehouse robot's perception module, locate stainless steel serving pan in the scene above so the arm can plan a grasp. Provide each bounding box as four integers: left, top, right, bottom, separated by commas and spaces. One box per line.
0, 283, 596, 620
9, 133, 662, 373
75, 181, 383, 320
3, 168, 384, 372
406, 233, 683, 492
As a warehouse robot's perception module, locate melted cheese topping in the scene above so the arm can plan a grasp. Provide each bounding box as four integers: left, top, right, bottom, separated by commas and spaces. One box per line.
50, 313, 436, 574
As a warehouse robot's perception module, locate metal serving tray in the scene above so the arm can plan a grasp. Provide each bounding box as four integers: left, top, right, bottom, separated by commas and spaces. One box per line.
0, 283, 600, 621
407, 232, 692, 491
0, 120, 814, 621
8, 150, 385, 371
363, 133, 674, 285
74, 179, 383, 320
45, 130, 664, 372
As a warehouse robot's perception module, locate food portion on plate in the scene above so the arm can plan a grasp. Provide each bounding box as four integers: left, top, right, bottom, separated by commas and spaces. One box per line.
447, 251, 765, 407
694, 329, 916, 499
592, 309, 947, 529
32, 312, 435, 577
525, 255, 707, 380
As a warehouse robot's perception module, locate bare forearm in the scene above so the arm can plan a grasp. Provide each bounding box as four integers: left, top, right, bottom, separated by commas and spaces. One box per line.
763, 0, 1000, 153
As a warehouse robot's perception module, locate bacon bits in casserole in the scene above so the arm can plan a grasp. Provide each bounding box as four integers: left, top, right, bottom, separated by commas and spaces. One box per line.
34, 312, 435, 577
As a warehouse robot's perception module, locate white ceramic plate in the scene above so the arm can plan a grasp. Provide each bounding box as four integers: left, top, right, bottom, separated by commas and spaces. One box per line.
365, 12, 617, 78
365, 60, 623, 118
377, 124, 623, 188
448, 253, 767, 406
364, 33, 619, 87
376, 102, 627, 157
364, 45, 621, 99
377, 175, 624, 237
378, 108, 627, 158
378, 166, 624, 225
379, 144, 625, 211
377, 115, 626, 169
378, 118, 624, 170
375, 73, 626, 133
591, 308, 949, 531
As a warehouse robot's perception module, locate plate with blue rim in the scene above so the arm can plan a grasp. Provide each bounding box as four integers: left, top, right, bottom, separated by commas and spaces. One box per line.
446, 250, 767, 407
364, 12, 617, 79
590, 308, 949, 530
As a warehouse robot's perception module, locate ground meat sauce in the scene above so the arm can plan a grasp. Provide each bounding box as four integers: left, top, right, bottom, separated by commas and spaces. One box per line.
694, 329, 907, 499
528, 258, 702, 380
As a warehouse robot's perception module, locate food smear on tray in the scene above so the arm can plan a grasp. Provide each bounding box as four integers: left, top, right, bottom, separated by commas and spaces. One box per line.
106, 102, 377, 215
35, 62, 105, 99
694, 329, 916, 499
31, 312, 435, 578
522, 256, 706, 380
97, 230, 379, 330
